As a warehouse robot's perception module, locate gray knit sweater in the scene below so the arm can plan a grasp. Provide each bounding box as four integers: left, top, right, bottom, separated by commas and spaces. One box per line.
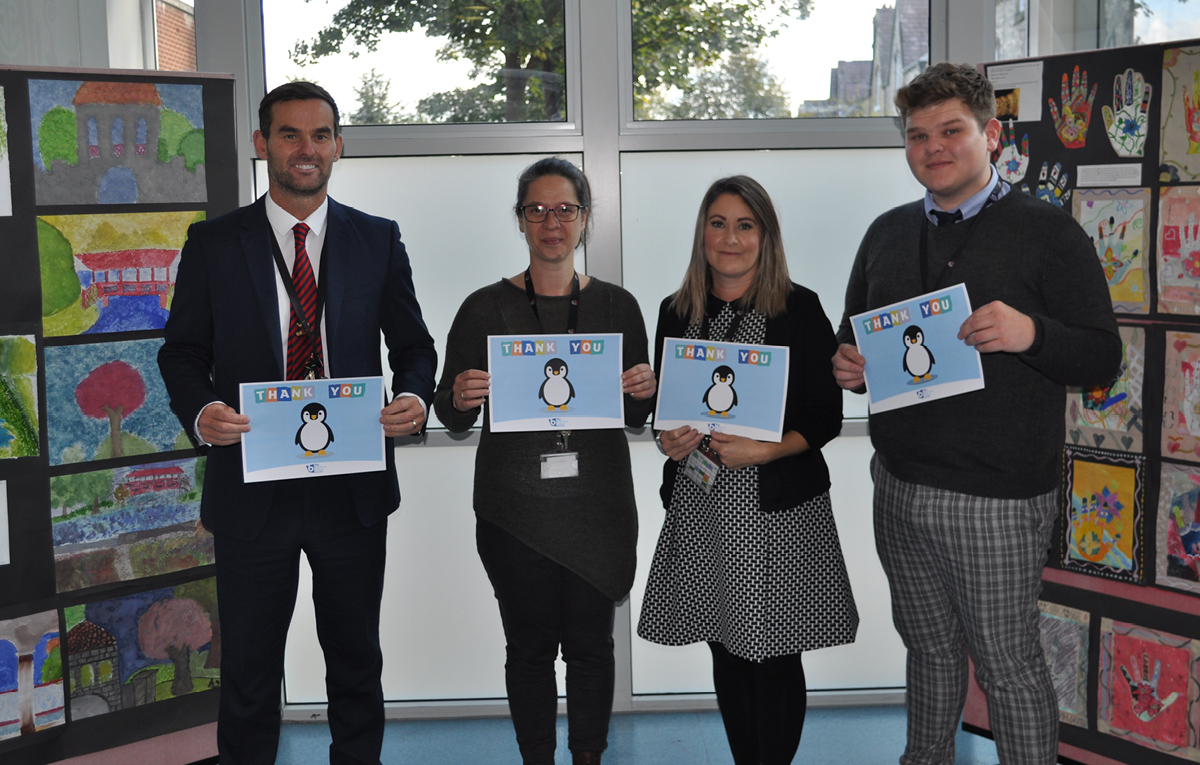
433, 278, 654, 600
836, 192, 1121, 498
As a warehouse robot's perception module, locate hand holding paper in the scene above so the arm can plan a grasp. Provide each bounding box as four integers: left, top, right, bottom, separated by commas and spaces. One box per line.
660, 425, 703, 461
380, 394, 424, 437
622, 362, 657, 400
198, 402, 250, 446
832, 343, 867, 391
957, 300, 1035, 353
452, 369, 491, 412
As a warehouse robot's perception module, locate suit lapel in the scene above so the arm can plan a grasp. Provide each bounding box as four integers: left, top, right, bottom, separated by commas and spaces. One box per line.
323, 198, 353, 375
241, 197, 286, 378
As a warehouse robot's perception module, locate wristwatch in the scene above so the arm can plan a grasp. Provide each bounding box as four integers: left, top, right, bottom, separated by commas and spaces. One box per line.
653, 431, 668, 455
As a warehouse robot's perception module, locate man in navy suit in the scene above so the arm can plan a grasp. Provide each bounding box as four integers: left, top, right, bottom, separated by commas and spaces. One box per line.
158, 81, 436, 765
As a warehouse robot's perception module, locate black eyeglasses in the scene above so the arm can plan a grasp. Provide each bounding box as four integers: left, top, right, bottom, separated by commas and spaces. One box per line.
519, 203, 586, 223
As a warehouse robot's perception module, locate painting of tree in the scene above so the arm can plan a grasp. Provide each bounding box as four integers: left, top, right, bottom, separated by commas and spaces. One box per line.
45, 338, 184, 466
0, 335, 38, 459
75, 361, 146, 460
137, 598, 211, 696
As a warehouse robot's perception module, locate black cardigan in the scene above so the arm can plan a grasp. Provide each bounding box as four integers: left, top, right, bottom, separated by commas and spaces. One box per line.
654, 285, 844, 512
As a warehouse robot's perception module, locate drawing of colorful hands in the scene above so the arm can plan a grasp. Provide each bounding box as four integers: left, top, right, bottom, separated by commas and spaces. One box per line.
1102, 68, 1151, 157
994, 119, 1029, 183
1093, 216, 1136, 283
1049, 65, 1098, 149
1183, 69, 1200, 153
1020, 162, 1070, 208
1119, 652, 1180, 722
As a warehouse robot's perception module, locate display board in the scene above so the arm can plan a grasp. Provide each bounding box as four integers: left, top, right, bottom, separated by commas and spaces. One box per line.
0, 66, 238, 764
962, 42, 1200, 765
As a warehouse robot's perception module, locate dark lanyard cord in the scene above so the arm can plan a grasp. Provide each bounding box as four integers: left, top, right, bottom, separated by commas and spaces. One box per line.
269, 231, 328, 342
524, 268, 580, 334
918, 180, 1002, 291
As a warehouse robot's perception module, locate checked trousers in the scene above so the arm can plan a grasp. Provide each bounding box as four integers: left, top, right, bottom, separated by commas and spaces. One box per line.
871, 456, 1059, 765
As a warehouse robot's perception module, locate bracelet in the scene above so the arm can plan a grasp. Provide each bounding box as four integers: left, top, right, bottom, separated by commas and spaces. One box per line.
654, 432, 668, 455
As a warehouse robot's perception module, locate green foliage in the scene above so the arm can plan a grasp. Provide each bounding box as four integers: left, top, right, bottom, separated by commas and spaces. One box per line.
158, 109, 194, 164
39, 107, 77, 169
0, 377, 38, 459
50, 469, 115, 516
38, 218, 80, 317
194, 456, 206, 490
418, 82, 506, 123
644, 50, 791, 120
0, 336, 37, 377
41, 645, 62, 684
348, 69, 400, 125
178, 129, 205, 171
95, 431, 156, 460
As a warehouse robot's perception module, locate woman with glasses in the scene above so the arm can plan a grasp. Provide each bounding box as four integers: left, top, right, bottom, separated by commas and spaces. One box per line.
637, 176, 858, 765
433, 157, 656, 765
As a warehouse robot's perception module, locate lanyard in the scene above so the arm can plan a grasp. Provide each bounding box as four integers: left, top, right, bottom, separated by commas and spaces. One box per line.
269, 231, 328, 350
700, 305, 746, 342
524, 268, 580, 334
917, 180, 1001, 292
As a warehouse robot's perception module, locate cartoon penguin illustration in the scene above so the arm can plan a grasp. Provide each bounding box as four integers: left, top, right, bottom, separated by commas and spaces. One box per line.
703, 365, 738, 416
902, 325, 935, 382
296, 402, 334, 457
538, 357, 575, 411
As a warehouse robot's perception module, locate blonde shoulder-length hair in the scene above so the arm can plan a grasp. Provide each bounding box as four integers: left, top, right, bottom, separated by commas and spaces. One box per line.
670, 175, 792, 325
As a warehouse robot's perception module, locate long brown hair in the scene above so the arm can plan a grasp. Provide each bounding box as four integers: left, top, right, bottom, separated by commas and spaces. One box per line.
670, 175, 792, 325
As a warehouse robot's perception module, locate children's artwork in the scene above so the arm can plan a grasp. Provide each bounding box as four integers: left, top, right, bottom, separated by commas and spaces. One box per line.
38, 212, 203, 337
1157, 462, 1200, 596
1020, 161, 1072, 208
993, 119, 1030, 184
848, 284, 983, 414
1158, 187, 1200, 315
1049, 65, 1098, 150
1161, 47, 1200, 182
654, 338, 789, 441
487, 334, 626, 433
985, 60, 1043, 122
1061, 446, 1145, 584
1039, 601, 1090, 728
1165, 331, 1200, 462
65, 578, 219, 720
28, 79, 206, 205
0, 86, 11, 217
51, 457, 211, 592
0, 610, 64, 740
1102, 68, 1152, 158
0, 335, 39, 460
239, 377, 385, 483
1098, 618, 1200, 760
1073, 189, 1150, 313
1066, 325, 1145, 452
44, 338, 187, 466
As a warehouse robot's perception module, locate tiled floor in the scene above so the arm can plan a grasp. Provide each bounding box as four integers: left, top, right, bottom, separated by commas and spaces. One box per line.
276, 706, 1000, 764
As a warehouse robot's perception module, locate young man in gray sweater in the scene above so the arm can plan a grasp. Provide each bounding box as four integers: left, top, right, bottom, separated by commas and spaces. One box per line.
832, 63, 1120, 765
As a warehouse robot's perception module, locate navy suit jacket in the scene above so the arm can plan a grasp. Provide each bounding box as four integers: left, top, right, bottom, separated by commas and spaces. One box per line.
158, 195, 437, 541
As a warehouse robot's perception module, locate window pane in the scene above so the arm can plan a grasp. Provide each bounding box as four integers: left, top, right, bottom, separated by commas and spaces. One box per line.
154, 0, 197, 71
995, 0, 1200, 61
261, 0, 567, 125
631, 0, 929, 120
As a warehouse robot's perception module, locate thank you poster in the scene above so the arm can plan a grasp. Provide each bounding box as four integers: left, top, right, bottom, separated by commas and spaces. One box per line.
655, 339, 789, 442
849, 284, 984, 414
488, 333, 625, 432
239, 376, 386, 482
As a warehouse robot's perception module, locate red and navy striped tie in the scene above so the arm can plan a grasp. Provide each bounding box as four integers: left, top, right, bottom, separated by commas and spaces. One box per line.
285, 222, 323, 380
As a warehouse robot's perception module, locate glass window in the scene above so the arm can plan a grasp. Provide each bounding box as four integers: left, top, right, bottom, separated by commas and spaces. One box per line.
261, 0, 568, 125
631, 0, 929, 120
996, 0, 1200, 61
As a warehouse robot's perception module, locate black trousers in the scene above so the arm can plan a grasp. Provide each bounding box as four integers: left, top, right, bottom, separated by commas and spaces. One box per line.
476, 518, 616, 765
709, 642, 808, 765
213, 478, 387, 765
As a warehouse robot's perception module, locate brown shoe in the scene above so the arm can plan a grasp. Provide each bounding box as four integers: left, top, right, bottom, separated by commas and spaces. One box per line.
572, 752, 602, 765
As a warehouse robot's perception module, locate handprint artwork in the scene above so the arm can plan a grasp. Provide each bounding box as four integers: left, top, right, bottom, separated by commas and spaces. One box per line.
1102, 68, 1152, 157
1158, 186, 1200, 314
1156, 462, 1200, 596
1037, 602, 1089, 728
1049, 65, 1098, 149
1160, 47, 1200, 181
1066, 325, 1144, 453
1021, 161, 1071, 208
1162, 331, 1200, 462
993, 119, 1029, 183
1062, 448, 1142, 583
1073, 188, 1149, 313
1099, 618, 1199, 759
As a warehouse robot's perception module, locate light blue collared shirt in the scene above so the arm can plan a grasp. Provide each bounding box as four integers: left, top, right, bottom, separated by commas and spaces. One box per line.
923, 165, 1009, 224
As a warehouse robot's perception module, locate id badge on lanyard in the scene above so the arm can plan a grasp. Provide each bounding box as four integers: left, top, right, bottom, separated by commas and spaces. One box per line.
684, 436, 721, 493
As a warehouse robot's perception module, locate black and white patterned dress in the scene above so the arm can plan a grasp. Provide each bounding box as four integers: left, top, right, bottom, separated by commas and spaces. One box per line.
637, 303, 859, 662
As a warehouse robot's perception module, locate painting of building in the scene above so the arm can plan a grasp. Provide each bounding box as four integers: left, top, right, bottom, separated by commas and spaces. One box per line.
0, 611, 64, 740
29, 79, 206, 205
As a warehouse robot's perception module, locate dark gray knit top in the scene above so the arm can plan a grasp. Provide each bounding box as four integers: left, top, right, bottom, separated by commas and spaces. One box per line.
433, 278, 654, 600
836, 192, 1121, 498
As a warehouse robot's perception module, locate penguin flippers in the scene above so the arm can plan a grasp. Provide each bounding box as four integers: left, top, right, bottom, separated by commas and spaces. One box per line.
731, 389, 738, 407
295, 427, 304, 447
538, 379, 549, 403
567, 380, 576, 401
